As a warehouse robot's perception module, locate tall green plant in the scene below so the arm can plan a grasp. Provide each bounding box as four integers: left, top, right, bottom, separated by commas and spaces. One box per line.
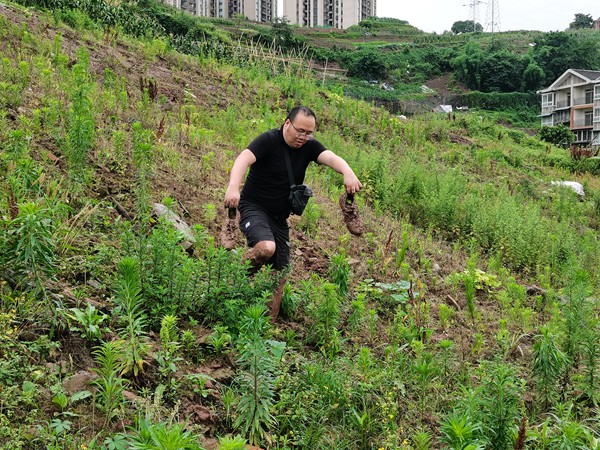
112, 257, 150, 377
155, 314, 182, 388
561, 271, 592, 378
233, 303, 283, 445
328, 249, 350, 297
532, 325, 567, 411
132, 121, 155, 272
464, 255, 478, 323
439, 410, 483, 450
92, 341, 127, 425
3, 202, 56, 293
309, 282, 342, 356
477, 364, 524, 449
66, 47, 95, 183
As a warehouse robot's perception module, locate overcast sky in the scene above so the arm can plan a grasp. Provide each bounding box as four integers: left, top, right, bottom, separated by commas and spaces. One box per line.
278, 1, 599, 33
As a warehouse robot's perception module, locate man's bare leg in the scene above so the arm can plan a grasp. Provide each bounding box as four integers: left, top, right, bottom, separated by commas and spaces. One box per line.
267, 275, 286, 320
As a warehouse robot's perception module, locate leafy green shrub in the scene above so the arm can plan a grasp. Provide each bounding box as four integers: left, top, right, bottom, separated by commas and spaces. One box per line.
343, 47, 388, 80
2, 201, 57, 293
122, 417, 204, 449
439, 410, 482, 449
466, 363, 524, 449
453, 91, 539, 110
538, 124, 575, 147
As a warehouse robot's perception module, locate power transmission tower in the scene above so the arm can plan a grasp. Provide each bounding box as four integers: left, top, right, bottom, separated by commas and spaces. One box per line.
485, 0, 501, 33
464, 0, 485, 31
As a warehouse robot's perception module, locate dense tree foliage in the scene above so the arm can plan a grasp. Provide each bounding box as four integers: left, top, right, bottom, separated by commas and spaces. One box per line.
451, 41, 484, 89
344, 47, 388, 80
532, 31, 600, 85
451, 20, 483, 34
538, 124, 575, 147
271, 18, 304, 51
569, 13, 594, 29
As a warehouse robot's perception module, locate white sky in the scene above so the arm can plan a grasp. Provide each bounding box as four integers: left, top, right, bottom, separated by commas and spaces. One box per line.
277, 0, 599, 33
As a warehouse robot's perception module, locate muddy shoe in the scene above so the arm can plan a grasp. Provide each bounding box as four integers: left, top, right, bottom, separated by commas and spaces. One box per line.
339, 192, 364, 236
219, 207, 238, 250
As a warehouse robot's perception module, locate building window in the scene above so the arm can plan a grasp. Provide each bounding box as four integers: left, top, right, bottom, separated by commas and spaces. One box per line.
585, 89, 594, 104
595, 85, 600, 100
555, 110, 569, 123
578, 130, 593, 142
595, 108, 600, 122
542, 93, 554, 107
541, 116, 553, 126
585, 110, 593, 126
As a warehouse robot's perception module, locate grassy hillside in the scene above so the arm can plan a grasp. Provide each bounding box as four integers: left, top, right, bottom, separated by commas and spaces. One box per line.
0, 2, 599, 450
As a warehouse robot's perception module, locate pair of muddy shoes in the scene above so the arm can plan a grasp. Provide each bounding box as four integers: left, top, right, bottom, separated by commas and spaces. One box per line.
220, 207, 238, 250
339, 192, 365, 236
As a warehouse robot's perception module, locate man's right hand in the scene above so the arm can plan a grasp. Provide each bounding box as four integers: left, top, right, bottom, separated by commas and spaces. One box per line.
224, 149, 256, 209
224, 187, 240, 208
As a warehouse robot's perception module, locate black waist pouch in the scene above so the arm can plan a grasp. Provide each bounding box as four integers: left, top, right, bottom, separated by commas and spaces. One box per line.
289, 184, 313, 216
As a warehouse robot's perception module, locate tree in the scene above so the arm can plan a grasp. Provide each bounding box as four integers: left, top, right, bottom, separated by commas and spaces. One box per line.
451, 20, 483, 34
271, 18, 300, 51
479, 50, 525, 92
533, 32, 600, 85
538, 124, 575, 148
345, 47, 388, 80
450, 41, 484, 90
522, 61, 545, 92
569, 13, 594, 29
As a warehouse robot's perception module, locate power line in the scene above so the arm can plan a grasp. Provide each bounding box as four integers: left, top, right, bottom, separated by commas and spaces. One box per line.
485, 0, 501, 33
463, 0, 485, 31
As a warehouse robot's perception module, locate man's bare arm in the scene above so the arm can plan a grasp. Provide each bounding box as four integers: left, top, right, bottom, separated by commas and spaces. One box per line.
317, 150, 362, 194
224, 149, 257, 208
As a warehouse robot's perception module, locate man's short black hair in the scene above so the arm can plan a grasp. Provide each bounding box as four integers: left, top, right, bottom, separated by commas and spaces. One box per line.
286, 106, 317, 124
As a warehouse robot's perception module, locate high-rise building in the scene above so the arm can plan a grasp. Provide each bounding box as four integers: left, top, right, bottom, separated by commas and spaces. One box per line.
232, 0, 276, 22
162, 0, 276, 22
282, 0, 376, 29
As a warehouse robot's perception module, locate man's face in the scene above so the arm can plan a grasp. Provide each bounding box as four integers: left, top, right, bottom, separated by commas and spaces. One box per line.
283, 113, 316, 149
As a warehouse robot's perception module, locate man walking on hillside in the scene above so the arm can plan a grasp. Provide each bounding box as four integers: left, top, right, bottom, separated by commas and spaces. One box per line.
222, 106, 364, 318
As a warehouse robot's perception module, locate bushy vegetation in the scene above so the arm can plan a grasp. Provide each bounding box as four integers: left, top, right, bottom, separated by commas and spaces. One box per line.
0, 2, 599, 450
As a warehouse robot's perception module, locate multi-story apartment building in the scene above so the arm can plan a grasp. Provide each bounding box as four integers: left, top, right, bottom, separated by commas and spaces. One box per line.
539, 69, 600, 149
229, 0, 276, 22
282, 0, 376, 29
162, 0, 276, 22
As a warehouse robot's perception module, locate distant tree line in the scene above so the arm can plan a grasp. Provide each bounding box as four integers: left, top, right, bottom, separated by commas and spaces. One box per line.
318, 27, 600, 93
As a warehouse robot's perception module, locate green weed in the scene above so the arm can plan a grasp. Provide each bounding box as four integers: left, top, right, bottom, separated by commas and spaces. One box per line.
233, 303, 282, 445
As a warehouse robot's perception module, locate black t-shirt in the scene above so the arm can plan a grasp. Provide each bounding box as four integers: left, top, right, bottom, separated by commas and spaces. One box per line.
241, 127, 326, 215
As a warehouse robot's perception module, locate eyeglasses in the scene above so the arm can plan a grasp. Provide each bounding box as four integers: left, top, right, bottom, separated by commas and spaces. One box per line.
289, 121, 315, 140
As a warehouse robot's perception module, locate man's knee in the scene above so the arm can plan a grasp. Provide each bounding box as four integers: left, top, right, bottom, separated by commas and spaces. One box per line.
255, 240, 276, 257
244, 240, 276, 268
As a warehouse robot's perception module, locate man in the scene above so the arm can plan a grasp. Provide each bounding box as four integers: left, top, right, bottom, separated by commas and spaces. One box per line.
223, 106, 363, 318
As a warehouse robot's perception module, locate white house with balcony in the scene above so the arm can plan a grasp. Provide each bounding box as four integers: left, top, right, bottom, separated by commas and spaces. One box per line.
538, 69, 600, 151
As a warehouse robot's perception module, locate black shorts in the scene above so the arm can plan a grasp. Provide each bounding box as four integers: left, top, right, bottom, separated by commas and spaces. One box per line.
238, 200, 290, 270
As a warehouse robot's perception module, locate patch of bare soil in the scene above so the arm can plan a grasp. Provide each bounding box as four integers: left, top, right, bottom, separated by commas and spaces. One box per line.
424, 73, 469, 98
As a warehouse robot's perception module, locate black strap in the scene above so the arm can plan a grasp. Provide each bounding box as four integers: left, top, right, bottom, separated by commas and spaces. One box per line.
282, 148, 296, 188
